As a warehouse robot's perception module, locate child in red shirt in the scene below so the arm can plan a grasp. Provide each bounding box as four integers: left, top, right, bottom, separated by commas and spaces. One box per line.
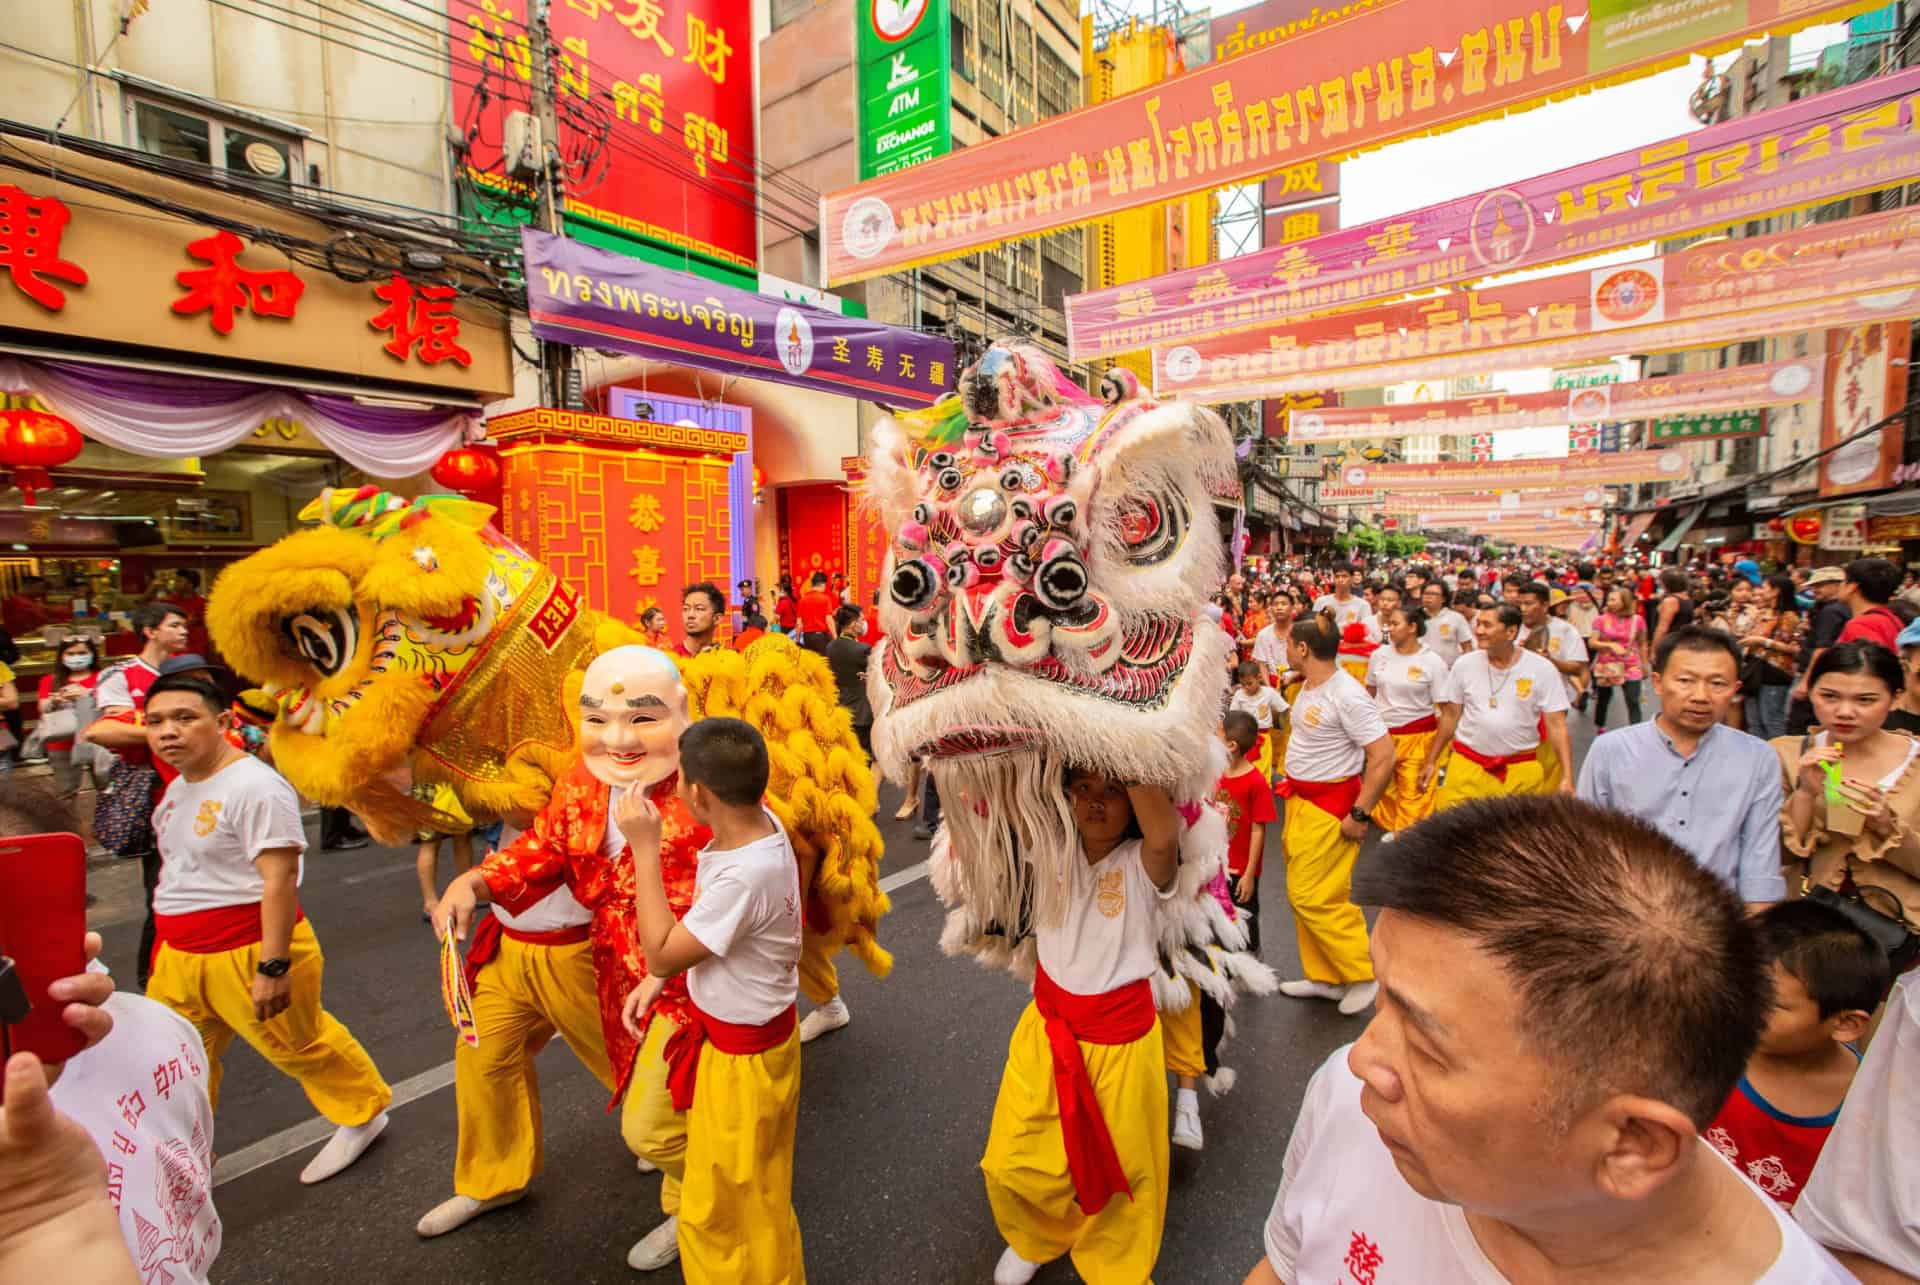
1704, 900, 1887, 1209
1215, 711, 1278, 954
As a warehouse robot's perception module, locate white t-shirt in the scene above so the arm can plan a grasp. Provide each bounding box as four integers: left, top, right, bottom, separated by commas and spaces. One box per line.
1519, 617, 1590, 699
1313, 593, 1376, 634
50, 993, 221, 1285
1437, 650, 1569, 757
1794, 972, 1920, 1276
1036, 838, 1173, 996
1251, 625, 1288, 674
681, 811, 803, 1025
1425, 609, 1473, 668
151, 756, 307, 916
1230, 684, 1290, 730
1366, 647, 1447, 730
1283, 669, 1390, 783
1266, 1050, 1853, 1285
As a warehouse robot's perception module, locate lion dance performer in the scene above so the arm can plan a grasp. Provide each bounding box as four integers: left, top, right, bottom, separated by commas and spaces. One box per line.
864, 342, 1274, 1283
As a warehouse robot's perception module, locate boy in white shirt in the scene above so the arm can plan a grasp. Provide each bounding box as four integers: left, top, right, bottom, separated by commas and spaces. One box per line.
1229, 660, 1290, 785
620, 717, 804, 1284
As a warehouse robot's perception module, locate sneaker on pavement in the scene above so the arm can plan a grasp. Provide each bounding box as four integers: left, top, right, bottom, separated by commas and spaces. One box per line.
300, 1112, 389, 1184
798, 996, 850, 1043
415, 1191, 524, 1237
627, 1216, 681, 1271
1172, 1104, 1204, 1151
635, 1156, 658, 1174
993, 1245, 1042, 1285
1278, 979, 1346, 1001
1338, 980, 1380, 1016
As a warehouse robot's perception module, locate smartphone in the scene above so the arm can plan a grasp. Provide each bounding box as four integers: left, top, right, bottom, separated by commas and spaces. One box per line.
0, 832, 89, 1068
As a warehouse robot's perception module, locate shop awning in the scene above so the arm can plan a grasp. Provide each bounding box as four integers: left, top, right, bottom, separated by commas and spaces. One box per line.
1618, 510, 1659, 549
1654, 503, 1705, 553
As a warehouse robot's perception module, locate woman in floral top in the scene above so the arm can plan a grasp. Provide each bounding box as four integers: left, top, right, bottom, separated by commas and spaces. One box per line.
1742, 574, 1804, 740
1590, 586, 1649, 731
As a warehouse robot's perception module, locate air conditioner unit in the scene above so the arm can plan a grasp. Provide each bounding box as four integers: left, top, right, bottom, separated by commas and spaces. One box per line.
503, 111, 543, 183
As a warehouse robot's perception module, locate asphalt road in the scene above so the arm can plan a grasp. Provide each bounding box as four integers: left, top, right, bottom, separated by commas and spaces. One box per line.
82, 709, 1608, 1285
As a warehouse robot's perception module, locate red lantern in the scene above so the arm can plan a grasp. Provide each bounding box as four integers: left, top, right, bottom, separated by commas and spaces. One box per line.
0, 409, 84, 505
1767, 516, 1786, 534
1786, 512, 1823, 545
431, 443, 502, 496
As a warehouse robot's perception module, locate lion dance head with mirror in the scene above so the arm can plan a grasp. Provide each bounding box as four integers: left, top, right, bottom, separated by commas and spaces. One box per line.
866, 340, 1272, 1022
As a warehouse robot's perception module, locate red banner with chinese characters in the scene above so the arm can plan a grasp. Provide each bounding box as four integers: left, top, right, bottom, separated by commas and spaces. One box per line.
1069, 68, 1920, 360
841, 456, 889, 611
1291, 356, 1824, 445
450, 0, 756, 272
1155, 206, 1920, 400
1339, 448, 1689, 493
780, 482, 848, 582
822, 0, 1882, 284
1821, 321, 1912, 497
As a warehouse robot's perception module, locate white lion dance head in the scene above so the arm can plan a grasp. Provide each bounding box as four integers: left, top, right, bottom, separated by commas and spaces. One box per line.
866, 341, 1268, 1020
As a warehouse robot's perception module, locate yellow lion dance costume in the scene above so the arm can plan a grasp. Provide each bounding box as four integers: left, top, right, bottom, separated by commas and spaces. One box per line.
208, 485, 889, 985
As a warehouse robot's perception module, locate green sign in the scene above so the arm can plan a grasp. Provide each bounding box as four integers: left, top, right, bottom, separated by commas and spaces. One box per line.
1649, 408, 1766, 442
857, 0, 952, 180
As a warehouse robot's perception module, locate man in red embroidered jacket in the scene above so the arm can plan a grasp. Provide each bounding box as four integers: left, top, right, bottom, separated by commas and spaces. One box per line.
436, 646, 710, 1272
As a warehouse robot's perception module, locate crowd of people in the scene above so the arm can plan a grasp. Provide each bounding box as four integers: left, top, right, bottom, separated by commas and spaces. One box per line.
5, 546, 1920, 1284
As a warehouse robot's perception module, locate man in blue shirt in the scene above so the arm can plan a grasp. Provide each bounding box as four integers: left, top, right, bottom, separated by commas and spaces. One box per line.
1577, 625, 1785, 910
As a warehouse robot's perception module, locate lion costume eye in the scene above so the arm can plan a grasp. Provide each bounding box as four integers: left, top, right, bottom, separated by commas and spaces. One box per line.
283, 607, 359, 678
1113, 491, 1186, 566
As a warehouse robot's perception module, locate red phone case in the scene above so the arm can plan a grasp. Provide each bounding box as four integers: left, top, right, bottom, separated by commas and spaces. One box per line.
0, 832, 89, 1066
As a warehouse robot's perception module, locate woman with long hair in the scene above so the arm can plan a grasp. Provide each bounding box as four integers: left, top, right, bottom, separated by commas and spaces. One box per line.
1740, 574, 1803, 740
36, 635, 102, 797
1589, 586, 1649, 731
1363, 606, 1446, 830
1777, 642, 1920, 922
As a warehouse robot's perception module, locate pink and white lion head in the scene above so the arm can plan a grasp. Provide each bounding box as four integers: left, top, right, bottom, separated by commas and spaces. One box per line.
866, 341, 1236, 923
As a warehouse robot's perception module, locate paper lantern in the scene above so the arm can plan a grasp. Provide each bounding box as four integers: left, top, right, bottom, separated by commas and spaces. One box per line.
1786, 513, 1823, 545
0, 409, 84, 505
430, 443, 502, 496
1767, 516, 1786, 534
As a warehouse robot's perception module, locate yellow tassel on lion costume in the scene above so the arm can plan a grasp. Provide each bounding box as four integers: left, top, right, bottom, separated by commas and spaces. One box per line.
679, 635, 892, 994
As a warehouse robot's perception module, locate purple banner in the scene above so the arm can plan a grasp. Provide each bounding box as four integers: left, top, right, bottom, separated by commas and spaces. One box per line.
523, 231, 956, 406
1066, 68, 1920, 362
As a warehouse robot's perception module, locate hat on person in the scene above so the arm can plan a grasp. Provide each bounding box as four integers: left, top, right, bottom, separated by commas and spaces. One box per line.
159, 653, 226, 677
1899, 618, 1920, 651
1806, 566, 1845, 586
1732, 559, 1762, 586
1549, 588, 1569, 606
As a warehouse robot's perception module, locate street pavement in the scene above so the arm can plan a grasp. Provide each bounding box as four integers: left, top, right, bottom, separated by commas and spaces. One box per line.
84, 707, 1609, 1284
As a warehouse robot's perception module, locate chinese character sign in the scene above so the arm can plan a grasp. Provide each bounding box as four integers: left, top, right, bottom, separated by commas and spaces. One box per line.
1821, 321, 1911, 497
449, 0, 756, 271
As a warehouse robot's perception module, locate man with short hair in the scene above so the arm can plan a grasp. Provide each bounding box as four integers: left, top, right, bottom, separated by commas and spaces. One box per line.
1419, 583, 1472, 669
1311, 563, 1375, 634
1836, 556, 1903, 651
678, 582, 726, 657
796, 572, 836, 654
1578, 626, 1785, 911
141, 673, 393, 1185
1516, 581, 1590, 789
1788, 567, 1853, 735
1422, 604, 1572, 806
1247, 795, 1852, 1284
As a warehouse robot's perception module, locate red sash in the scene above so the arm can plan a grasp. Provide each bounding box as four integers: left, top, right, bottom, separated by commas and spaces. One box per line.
1276, 773, 1364, 821
1032, 964, 1157, 1216
664, 1000, 797, 1111
462, 913, 592, 992
151, 902, 304, 967
1452, 741, 1537, 782
1390, 714, 1439, 737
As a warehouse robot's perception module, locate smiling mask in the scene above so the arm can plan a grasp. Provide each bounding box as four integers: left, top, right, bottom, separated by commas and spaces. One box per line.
579, 645, 689, 791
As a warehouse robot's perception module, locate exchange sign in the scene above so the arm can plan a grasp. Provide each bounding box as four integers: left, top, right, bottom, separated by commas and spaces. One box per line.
857, 0, 953, 180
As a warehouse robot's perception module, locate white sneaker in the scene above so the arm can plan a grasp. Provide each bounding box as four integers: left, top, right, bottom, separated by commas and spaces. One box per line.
1172, 1102, 1204, 1151
798, 996, 850, 1043
626, 1215, 680, 1271
1278, 979, 1346, 1001
415, 1191, 524, 1237
635, 1156, 658, 1174
993, 1245, 1042, 1285
1338, 980, 1380, 1016
299, 1112, 388, 1184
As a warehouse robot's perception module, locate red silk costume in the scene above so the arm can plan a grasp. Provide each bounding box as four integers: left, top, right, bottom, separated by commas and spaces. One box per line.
478, 759, 709, 1109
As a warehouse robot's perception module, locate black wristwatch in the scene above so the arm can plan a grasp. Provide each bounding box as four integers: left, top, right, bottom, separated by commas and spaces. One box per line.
256, 957, 292, 979
1349, 806, 1372, 824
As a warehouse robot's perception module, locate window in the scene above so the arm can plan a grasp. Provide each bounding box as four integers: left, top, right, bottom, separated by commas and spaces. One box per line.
129, 94, 302, 186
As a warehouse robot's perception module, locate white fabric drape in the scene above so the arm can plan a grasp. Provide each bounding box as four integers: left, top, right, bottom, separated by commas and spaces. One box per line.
0, 358, 471, 479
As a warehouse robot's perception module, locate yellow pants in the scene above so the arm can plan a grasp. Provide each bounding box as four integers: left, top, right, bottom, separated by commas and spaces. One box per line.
1434, 751, 1546, 812
1281, 798, 1373, 986
1250, 727, 1279, 786
799, 936, 838, 1006
454, 934, 615, 1200
982, 1003, 1169, 1284
1339, 657, 1369, 683
1372, 729, 1440, 832
1161, 982, 1205, 1080
621, 1014, 690, 1217
146, 918, 391, 1126
1538, 733, 1564, 792
679, 1028, 805, 1284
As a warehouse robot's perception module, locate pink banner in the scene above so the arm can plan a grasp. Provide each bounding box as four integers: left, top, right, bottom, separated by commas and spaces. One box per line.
1069, 69, 1920, 360
1381, 488, 1601, 513
1156, 207, 1920, 399
1339, 449, 1690, 493
1292, 356, 1825, 444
